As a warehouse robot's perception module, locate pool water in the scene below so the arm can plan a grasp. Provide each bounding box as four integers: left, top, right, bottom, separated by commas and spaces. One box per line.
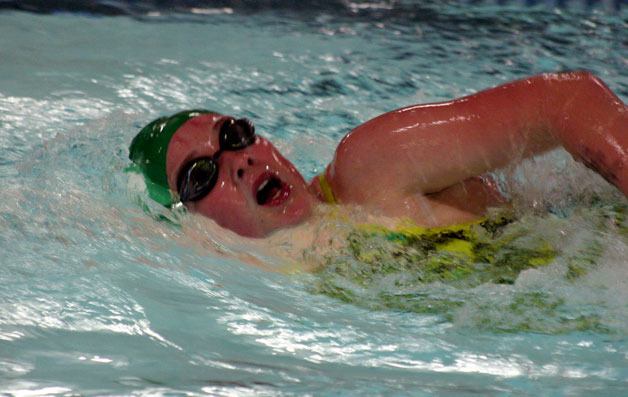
1, 1, 627, 395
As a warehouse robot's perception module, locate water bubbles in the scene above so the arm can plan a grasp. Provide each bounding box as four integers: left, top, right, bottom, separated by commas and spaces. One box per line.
0, 2, 627, 395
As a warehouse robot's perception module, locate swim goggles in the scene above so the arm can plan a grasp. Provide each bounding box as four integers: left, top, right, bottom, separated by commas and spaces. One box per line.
177, 118, 256, 203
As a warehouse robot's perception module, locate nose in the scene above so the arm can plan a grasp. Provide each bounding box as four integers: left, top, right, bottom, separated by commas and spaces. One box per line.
222, 151, 255, 180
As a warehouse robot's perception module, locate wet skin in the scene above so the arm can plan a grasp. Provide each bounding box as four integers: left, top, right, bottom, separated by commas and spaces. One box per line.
166, 72, 627, 238
166, 114, 505, 237
166, 113, 316, 237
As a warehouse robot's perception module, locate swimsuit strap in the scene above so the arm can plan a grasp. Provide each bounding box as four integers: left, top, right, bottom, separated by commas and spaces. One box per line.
317, 173, 337, 204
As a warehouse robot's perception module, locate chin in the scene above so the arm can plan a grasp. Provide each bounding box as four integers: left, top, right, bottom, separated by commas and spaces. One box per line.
250, 193, 316, 237
200, 194, 312, 238
244, 170, 315, 237
253, 199, 314, 237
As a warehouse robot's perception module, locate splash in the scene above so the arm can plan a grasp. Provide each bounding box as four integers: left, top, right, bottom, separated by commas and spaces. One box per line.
311, 195, 627, 334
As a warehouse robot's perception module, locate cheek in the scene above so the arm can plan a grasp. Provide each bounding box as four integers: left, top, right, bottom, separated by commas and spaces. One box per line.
189, 190, 261, 233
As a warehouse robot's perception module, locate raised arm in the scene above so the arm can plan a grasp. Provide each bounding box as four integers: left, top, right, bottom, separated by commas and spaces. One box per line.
326, 71, 627, 207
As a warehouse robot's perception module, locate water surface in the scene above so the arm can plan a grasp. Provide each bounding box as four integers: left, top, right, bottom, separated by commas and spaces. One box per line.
0, 1, 627, 395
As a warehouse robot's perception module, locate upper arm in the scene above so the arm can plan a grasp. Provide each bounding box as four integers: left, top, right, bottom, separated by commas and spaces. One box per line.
326, 71, 627, 205
326, 74, 555, 204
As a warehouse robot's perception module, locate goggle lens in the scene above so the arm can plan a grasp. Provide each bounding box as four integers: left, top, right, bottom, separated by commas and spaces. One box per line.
220, 118, 256, 150
177, 117, 256, 203
178, 158, 218, 202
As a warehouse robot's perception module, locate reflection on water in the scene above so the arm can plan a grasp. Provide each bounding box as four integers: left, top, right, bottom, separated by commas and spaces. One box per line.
0, 2, 627, 395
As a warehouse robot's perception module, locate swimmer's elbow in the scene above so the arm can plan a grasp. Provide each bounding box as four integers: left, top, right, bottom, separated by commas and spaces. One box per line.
541, 70, 600, 85
543, 70, 620, 102
543, 70, 625, 129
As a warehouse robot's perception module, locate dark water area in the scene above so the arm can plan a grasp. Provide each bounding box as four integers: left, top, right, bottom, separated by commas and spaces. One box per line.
0, 0, 624, 17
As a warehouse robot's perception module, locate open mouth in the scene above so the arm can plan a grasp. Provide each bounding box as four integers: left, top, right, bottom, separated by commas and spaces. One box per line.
254, 172, 291, 206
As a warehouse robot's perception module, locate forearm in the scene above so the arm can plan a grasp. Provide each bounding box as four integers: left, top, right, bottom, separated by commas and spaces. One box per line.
544, 72, 627, 195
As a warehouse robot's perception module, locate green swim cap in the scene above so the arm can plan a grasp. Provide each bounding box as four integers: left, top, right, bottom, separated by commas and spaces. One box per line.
129, 109, 212, 206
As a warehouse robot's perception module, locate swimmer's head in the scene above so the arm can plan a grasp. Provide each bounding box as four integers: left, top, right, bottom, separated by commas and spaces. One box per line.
129, 109, 211, 206
130, 110, 315, 237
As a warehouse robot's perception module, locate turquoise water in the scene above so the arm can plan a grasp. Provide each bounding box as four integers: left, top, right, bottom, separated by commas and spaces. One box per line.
1, 2, 627, 395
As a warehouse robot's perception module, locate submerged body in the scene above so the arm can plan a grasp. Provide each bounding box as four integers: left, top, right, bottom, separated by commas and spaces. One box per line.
130, 71, 627, 241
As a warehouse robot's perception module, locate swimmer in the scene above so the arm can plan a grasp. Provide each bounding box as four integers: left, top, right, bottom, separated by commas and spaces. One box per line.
129, 71, 627, 238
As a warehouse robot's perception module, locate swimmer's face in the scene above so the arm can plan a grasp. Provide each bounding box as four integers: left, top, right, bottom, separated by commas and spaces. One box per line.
166, 113, 315, 237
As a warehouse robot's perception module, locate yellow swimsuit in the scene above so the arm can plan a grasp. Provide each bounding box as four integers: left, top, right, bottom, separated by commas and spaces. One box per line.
314, 173, 556, 279
311, 179, 622, 333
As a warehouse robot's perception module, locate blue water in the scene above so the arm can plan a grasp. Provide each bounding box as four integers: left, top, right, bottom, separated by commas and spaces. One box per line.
1, 1, 627, 395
